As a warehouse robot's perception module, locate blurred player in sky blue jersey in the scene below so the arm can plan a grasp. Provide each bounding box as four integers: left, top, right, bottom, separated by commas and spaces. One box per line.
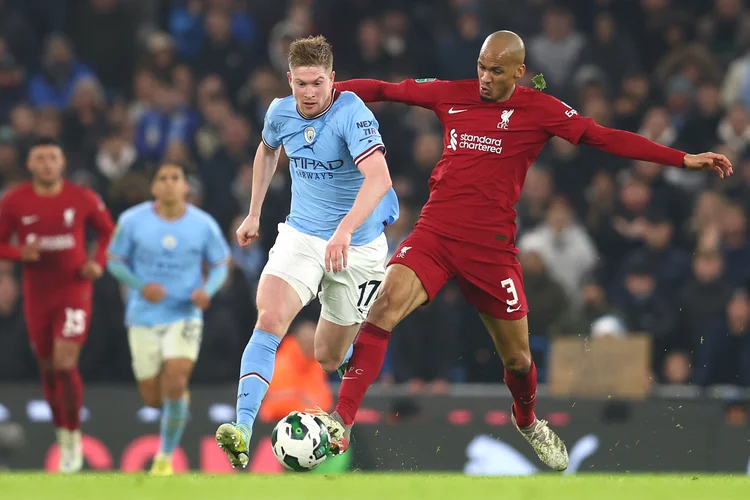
107, 163, 230, 475
215, 35, 398, 468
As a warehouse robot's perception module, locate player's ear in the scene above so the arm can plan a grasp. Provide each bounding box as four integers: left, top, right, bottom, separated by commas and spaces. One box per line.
330, 70, 335, 83
287, 71, 293, 89
516, 64, 526, 80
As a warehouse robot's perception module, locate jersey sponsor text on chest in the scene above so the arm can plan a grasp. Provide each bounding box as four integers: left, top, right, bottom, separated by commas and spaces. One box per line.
446, 128, 503, 154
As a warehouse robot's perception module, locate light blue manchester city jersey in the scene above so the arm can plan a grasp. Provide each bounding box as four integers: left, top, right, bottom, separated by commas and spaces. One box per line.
262, 90, 399, 245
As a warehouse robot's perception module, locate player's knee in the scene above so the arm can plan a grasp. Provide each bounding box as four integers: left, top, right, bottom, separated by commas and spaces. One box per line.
143, 392, 163, 409
163, 373, 189, 400
315, 346, 343, 374
503, 352, 532, 375
52, 354, 77, 371
255, 308, 293, 337
37, 358, 53, 372
367, 288, 402, 329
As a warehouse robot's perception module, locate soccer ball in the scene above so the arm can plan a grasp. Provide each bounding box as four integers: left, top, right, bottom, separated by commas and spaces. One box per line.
271, 411, 331, 472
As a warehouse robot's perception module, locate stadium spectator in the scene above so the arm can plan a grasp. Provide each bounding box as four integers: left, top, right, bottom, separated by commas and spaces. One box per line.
0, 0, 749, 389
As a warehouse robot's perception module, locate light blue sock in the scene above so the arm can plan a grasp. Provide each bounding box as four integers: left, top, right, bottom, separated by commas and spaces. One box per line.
159, 394, 189, 454
236, 329, 282, 429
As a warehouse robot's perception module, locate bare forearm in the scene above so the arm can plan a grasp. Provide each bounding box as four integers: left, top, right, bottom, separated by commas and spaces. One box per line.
339, 171, 392, 234
249, 144, 281, 217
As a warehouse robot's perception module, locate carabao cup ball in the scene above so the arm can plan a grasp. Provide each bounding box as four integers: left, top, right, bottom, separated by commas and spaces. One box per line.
271, 411, 331, 472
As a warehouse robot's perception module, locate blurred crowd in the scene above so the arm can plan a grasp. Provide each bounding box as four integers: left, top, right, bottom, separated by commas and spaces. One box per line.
1, 0, 750, 391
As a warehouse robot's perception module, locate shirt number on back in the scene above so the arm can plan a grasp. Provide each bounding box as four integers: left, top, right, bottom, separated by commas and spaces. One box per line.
62, 308, 87, 337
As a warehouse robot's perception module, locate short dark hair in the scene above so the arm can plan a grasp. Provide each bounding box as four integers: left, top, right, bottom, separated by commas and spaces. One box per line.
152, 163, 188, 181
29, 137, 62, 152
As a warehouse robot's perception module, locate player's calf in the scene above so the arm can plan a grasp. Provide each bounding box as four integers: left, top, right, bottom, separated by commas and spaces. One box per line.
154, 359, 193, 473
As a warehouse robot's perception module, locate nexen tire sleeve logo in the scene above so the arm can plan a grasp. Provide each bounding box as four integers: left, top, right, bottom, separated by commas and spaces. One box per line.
446, 129, 503, 154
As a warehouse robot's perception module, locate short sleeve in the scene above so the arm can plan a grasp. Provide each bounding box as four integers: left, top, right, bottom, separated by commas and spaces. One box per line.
108, 215, 135, 260
261, 98, 282, 149
341, 98, 386, 165
539, 94, 595, 145
203, 216, 230, 266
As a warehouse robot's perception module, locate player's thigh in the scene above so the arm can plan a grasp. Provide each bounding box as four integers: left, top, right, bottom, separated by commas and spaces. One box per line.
51, 300, 92, 370
24, 304, 54, 361
368, 229, 453, 329
161, 319, 202, 399
258, 223, 325, 334
456, 254, 531, 371
128, 324, 165, 383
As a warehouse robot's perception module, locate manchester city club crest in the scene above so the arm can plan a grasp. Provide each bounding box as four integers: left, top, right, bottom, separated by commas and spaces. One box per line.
304, 126, 316, 143
161, 234, 177, 250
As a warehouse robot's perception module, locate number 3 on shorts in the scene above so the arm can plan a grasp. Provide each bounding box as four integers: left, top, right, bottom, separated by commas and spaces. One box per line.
501, 278, 521, 313
62, 308, 87, 337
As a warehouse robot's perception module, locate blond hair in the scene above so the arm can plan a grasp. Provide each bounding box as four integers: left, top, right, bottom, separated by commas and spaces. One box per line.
288, 35, 334, 71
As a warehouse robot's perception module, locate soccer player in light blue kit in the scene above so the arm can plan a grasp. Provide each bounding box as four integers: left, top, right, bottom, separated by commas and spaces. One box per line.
215, 35, 398, 468
107, 163, 230, 475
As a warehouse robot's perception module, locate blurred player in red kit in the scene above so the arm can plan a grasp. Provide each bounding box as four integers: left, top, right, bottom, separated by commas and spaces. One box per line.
0, 138, 115, 472
315, 31, 734, 470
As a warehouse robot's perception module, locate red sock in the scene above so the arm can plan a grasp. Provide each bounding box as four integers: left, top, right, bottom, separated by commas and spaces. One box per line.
40, 370, 63, 428
336, 322, 391, 425
55, 369, 83, 431
505, 361, 537, 428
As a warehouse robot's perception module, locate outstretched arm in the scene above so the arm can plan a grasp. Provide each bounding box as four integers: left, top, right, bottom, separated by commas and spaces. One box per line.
580, 124, 733, 177
334, 79, 443, 109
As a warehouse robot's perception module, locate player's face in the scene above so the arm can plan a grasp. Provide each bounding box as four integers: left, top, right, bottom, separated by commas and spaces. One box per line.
288, 65, 335, 117
27, 145, 65, 186
477, 51, 525, 102
151, 165, 189, 204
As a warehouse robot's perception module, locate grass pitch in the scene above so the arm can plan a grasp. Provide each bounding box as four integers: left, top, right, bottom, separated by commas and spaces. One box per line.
1, 473, 748, 500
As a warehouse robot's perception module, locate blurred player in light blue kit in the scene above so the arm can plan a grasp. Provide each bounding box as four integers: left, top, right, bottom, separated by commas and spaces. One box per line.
215, 35, 398, 468
107, 163, 230, 475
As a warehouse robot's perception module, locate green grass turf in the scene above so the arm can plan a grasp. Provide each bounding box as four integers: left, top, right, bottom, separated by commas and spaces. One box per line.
1, 473, 749, 500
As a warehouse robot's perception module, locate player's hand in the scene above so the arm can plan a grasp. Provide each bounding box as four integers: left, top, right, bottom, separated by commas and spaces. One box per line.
683, 152, 733, 178
80, 260, 103, 280
236, 214, 260, 247
325, 227, 351, 273
20, 240, 41, 262
141, 283, 167, 303
191, 289, 211, 310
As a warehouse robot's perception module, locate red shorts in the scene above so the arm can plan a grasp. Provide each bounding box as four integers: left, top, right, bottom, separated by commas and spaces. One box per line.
24, 289, 92, 359
388, 225, 528, 320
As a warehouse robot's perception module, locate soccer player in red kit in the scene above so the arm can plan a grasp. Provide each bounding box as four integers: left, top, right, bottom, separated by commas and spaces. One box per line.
315, 31, 733, 470
0, 138, 115, 473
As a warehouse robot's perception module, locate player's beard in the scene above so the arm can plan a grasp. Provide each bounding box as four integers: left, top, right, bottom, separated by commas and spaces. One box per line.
33, 176, 62, 190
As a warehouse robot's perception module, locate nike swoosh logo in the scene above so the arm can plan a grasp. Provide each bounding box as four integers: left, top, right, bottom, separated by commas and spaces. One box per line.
21, 216, 38, 225
448, 107, 467, 114
507, 305, 521, 313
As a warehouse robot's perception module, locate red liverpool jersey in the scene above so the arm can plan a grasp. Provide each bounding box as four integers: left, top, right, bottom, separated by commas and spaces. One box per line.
404, 80, 595, 249
0, 181, 114, 296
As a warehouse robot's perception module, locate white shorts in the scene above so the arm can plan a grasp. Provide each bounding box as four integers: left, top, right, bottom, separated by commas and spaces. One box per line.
127, 318, 203, 381
261, 223, 388, 326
